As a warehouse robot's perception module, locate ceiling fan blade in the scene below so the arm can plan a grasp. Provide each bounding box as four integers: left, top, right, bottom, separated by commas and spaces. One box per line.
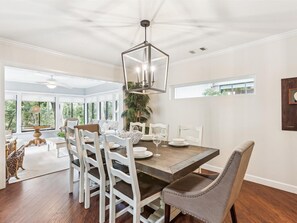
55, 82, 72, 89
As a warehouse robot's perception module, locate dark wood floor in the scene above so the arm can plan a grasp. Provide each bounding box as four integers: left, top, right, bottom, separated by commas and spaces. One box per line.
1, 170, 297, 223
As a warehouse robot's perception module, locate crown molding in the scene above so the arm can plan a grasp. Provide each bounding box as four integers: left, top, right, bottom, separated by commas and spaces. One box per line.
0, 37, 121, 69
172, 29, 297, 66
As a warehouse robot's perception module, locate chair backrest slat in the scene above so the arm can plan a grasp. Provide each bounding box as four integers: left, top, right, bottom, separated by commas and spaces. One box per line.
65, 127, 81, 162
110, 168, 132, 184
130, 122, 146, 134
149, 123, 169, 141
108, 152, 129, 166
78, 128, 105, 180
103, 134, 141, 202
179, 125, 203, 146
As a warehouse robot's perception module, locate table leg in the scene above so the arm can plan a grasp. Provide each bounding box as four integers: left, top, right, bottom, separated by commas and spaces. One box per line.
148, 199, 181, 222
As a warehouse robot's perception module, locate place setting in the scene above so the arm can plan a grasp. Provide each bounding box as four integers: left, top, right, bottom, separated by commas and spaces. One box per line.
100, 141, 120, 150
168, 138, 189, 147
133, 146, 153, 159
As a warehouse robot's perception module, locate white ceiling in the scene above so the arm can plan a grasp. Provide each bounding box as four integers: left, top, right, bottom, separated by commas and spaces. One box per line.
5, 66, 110, 88
1, 0, 297, 65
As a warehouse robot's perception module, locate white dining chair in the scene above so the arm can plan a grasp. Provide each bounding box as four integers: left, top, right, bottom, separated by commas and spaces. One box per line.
79, 129, 106, 222
78, 128, 129, 223
65, 126, 84, 203
178, 125, 203, 146
129, 122, 146, 134
149, 123, 169, 141
103, 134, 168, 223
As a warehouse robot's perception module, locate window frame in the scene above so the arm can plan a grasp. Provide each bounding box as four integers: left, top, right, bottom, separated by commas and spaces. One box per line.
171, 76, 255, 100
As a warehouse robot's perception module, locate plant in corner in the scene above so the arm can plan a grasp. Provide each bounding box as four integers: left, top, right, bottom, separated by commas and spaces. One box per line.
121, 82, 153, 130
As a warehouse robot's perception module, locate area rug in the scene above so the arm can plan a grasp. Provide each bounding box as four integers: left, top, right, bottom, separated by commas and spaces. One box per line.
9, 144, 69, 184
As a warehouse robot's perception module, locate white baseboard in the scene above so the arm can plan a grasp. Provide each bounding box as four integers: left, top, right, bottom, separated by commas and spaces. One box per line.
202, 164, 297, 195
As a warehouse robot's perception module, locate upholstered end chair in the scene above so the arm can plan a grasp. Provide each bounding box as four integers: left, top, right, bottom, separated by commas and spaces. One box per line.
162, 141, 254, 223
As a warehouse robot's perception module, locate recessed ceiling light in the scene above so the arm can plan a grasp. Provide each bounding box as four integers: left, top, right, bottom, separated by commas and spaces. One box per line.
189, 50, 196, 54
200, 47, 207, 51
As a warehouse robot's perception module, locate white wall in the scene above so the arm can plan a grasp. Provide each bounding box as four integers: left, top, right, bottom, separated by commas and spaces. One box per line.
0, 39, 123, 190
150, 32, 297, 194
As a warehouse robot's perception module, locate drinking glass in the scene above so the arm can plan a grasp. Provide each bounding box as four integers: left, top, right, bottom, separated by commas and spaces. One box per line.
152, 134, 161, 157
161, 128, 167, 147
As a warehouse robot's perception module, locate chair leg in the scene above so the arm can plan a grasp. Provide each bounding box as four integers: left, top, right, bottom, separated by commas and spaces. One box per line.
165, 204, 171, 223
79, 170, 84, 203
84, 174, 90, 209
230, 204, 237, 223
109, 188, 116, 223
69, 166, 74, 193
99, 181, 106, 223
132, 204, 141, 223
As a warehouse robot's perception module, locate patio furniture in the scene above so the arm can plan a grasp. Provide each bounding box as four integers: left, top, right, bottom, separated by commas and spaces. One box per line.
6, 145, 25, 182
47, 137, 67, 158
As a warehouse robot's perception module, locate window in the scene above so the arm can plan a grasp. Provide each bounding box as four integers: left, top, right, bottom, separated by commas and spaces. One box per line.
104, 101, 113, 120
98, 94, 116, 121
114, 100, 119, 121
21, 101, 56, 132
173, 77, 255, 99
5, 94, 17, 133
87, 102, 97, 123
99, 101, 113, 120
59, 97, 85, 125
60, 102, 85, 125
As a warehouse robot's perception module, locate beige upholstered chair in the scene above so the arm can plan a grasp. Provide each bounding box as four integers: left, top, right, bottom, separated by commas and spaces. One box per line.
103, 134, 168, 223
149, 123, 169, 141
163, 141, 254, 223
129, 122, 146, 134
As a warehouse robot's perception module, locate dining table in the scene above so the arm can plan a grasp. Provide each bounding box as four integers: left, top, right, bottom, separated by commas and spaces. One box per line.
132, 140, 219, 222
112, 140, 220, 183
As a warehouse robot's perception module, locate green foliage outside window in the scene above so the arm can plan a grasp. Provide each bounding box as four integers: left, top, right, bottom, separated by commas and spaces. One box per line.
5, 100, 17, 132
203, 88, 222, 96
87, 102, 97, 123
21, 101, 55, 131
61, 102, 85, 124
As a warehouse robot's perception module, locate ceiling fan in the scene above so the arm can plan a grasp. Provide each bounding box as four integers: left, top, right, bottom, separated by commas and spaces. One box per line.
37, 75, 71, 89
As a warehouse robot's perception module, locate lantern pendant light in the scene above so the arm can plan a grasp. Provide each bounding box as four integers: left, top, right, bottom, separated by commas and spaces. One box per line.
121, 20, 169, 94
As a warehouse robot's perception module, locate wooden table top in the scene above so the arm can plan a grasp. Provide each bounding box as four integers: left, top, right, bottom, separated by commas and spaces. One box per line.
115, 141, 219, 183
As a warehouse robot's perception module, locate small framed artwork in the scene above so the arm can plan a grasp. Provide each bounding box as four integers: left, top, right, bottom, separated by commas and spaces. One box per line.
288, 88, 297, 104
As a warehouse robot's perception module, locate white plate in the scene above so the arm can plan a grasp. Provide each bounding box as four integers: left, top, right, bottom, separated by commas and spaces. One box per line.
134, 151, 153, 159
168, 141, 190, 147
141, 136, 153, 141
100, 144, 120, 149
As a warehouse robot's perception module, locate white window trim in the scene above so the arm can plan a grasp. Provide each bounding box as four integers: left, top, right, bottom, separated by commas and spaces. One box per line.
171, 75, 256, 100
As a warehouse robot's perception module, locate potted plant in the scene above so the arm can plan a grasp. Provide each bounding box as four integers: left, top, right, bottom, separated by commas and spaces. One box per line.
121, 82, 153, 131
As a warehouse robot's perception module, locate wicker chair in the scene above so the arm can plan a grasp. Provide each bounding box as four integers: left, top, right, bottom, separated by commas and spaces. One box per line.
6, 145, 25, 182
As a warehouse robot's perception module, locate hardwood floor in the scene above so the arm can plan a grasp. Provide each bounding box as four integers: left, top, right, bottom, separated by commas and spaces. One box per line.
0, 170, 296, 223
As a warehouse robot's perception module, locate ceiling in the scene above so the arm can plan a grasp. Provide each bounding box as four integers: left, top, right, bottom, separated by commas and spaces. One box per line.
4, 66, 111, 89
1, 0, 297, 66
